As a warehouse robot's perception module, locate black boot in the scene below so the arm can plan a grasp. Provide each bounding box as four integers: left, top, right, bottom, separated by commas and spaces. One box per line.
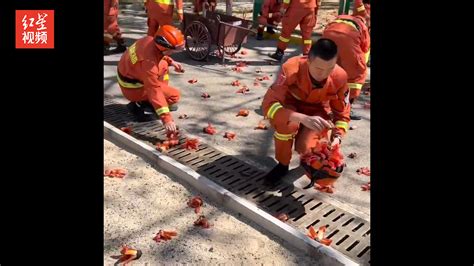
111, 39, 127, 54
262, 163, 289, 187
138, 101, 155, 114
127, 102, 158, 122
104, 44, 112, 55
113, 43, 127, 54
256, 32, 264, 40
169, 104, 179, 112
268, 48, 284, 62
266, 26, 276, 34
349, 99, 362, 120
350, 109, 362, 120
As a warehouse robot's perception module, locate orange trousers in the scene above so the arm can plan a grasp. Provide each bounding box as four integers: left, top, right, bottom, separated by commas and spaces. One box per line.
119, 85, 181, 108
104, 18, 123, 45
146, 2, 174, 36
104, 0, 123, 44
104, 14, 122, 44
270, 104, 331, 165
277, 8, 316, 55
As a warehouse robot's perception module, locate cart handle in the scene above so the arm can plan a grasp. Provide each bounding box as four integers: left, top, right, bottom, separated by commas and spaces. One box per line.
216, 15, 258, 34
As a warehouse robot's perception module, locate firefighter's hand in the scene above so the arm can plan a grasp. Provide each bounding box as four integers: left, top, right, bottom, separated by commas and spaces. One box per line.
300, 115, 333, 133
164, 121, 177, 133
172, 61, 184, 73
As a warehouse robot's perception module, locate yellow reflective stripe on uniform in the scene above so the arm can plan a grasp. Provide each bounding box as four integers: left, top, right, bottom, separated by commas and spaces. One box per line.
154, 0, 172, 4
156, 107, 170, 115
334, 19, 358, 31
283, 0, 290, 4
357, 5, 366, 12
279, 36, 290, 43
267, 102, 283, 119
164, 74, 169, 81
335, 121, 349, 131
365, 49, 370, 64
348, 83, 363, 90
117, 73, 144, 89
274, 132, 293, 141
128, 43, 138, 64
177, 9, 184, 13
303, 39, 312, 45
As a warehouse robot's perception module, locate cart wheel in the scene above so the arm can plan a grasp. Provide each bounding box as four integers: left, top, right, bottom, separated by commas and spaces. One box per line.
221, 44, 242, 55
185, 21, 211, 61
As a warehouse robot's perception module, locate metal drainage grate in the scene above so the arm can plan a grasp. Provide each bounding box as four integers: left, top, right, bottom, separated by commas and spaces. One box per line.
104, 98, 370, 264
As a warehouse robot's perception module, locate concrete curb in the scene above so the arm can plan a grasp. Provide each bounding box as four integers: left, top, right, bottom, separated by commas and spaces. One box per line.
104, 121, 359, 266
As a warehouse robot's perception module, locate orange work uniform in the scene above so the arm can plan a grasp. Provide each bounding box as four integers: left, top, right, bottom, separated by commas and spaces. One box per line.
257, 0, 283, 34
262, 56, 351, 165
322, 15, 370, 99
104, 0, 123, 44
146, 0, 184, 36
277, 0, 319, 55
117, 36, 180, 124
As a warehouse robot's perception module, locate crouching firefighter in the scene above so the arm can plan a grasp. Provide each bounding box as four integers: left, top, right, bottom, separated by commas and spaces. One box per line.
117, 25, 185, 133
261, 38, 351, 186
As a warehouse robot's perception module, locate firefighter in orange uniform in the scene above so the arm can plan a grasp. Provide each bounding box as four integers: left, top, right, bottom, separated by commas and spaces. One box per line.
256, 0, 283, 40
353, 0, 370, 29
353, 0, 370, 66
117, 25, 185, 133
104, 0, 126, 54
261, 39, 351, 185
268, 0, 321, 61
322, 14, 370, 120
146, 0, 184, 37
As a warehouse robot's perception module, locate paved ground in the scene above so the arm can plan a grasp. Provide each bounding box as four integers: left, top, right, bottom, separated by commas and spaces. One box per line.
104, 139, 325, 265
105, 5, 370, 221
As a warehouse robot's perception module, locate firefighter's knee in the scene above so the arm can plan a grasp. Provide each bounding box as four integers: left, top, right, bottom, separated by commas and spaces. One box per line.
294, 127, 319, 155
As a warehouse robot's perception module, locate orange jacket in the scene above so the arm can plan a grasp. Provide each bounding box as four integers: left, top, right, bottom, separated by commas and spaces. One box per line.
282, 0, 317, 11
261, 0, 283, 19
262, 56, 351, 136
147, 0, 183, 18
326, 15, 370, 55
118, 36, 175, 123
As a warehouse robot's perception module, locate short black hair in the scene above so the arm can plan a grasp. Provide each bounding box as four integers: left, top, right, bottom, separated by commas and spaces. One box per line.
309, 38, 338, 61
363, 0, 370, 4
